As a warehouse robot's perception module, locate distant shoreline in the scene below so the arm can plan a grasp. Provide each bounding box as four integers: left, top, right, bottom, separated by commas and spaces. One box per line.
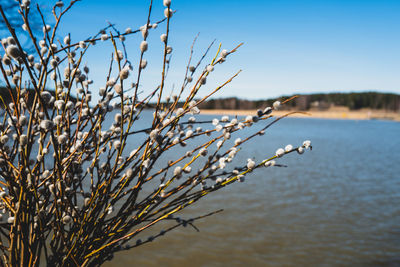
200, 108, 400, 122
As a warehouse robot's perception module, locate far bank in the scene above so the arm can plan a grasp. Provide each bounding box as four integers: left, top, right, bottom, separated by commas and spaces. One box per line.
200, 107, 400, 122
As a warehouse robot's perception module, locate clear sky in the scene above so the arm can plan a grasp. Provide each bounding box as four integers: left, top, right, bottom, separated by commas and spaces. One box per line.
44, 0, 400, 100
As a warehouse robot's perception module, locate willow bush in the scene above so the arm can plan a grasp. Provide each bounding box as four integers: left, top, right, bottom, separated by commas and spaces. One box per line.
0, 0, 311, 266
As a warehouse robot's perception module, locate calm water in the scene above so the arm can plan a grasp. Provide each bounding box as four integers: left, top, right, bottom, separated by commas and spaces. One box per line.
104, 113, 400, 267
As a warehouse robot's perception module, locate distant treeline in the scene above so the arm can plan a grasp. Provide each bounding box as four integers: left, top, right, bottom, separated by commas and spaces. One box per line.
198, 92, 400, 111
2, 88, 398, 112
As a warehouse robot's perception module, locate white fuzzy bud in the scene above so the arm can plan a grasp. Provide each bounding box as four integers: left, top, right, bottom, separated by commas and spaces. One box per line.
275, 148, 285, 157
40, 46, 48, 55
40, 120, 54, 131
285, 144, 293, 152
142, 159, 150, 168
264, 107, 272, 115
19, 115, 27, 126
215, 177, 223, 184
215, 125, 223, 132
140, 59, 147, 69
115, 50, 124, 61
101, 34, 109, 41
79, 41, 86, 49
221, 115, 229, 122
216, 140, 223, 148
40, 91, 52, 102
62, 215, 72, 224
224, 132, 231, 140
6, 45, 21, 59
1, 135, 9, 144
99, 87, 106, 96
7, 37, 16, 45
149, 129, 159, 140
221, 49, 228, 58
125, 168, 134, 179
58, 134, 68, 144
164, 8, 173, 18
247, 159, 255, 169
7, 217, 15, 224
185, 130, 193, 138
174, 166, 182, 176
160, 33, 167, 43
234, 138, 241, 146
63, 35, 70, 45
114, 113, 122, 123
273, 101, 281, 110
54, 100, 65, 110
119, 68, 130, 80
162, 118, 171, 127
22, 0, 31, 7
176, 108, 184, 116
228, 148, 237, 158
43, 25, 51, 33
140, 25, 148, 38
140, 41, 148, 52
50, 59, 57, 68
264, 160, 276, 167
113, 140, 121, 150
107, 206, 113, 215
19, 134, 28, 146
106, 77, 116, 87
303, 140, 312, 149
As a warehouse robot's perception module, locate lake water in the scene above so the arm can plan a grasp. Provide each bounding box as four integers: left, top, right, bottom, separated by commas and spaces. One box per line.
104, 113, 400, 266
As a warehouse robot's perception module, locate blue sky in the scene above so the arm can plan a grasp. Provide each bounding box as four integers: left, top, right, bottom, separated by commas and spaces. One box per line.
43, 0, 400, 100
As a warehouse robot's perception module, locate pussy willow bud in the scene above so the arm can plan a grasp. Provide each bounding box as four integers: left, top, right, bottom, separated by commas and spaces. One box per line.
63, 35, 70, 45
140, 41, 148, 52
164, 8, 173, 18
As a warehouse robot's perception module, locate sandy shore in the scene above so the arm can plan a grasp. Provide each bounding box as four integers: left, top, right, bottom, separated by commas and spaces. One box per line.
200, 107, 400, 122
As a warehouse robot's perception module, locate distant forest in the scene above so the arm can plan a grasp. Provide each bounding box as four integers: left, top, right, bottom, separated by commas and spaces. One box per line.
1, 88, 399, 112
198, 92, 400, 111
